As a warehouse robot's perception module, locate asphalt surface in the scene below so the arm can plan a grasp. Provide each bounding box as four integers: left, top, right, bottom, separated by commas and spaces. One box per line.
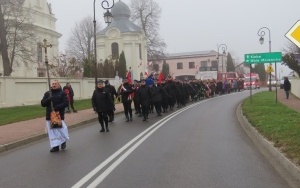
0, 89, 294, 188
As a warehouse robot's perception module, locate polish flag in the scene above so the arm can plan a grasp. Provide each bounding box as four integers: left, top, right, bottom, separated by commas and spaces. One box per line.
126, 70, 132, 84
157, 72, 164, 84
144, 67, 149, 76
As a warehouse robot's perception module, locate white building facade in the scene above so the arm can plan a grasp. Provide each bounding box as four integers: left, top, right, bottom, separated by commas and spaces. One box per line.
97, 1, 147, 81
0, 0, 61, 77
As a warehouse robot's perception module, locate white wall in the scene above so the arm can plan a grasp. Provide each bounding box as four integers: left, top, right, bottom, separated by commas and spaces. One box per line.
291, 78, 300, 98
0, 77, 122, 108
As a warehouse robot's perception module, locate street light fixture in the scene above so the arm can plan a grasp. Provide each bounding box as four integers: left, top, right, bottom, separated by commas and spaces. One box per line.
217, 44, 227, 73
93, 0, 114, 85
257, 27, 272, 91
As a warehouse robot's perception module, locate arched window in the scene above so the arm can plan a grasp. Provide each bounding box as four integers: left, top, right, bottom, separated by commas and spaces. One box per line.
111, 42, 119, 59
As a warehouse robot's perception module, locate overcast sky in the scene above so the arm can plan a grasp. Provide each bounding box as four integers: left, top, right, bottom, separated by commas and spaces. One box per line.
48, 0, 300, 76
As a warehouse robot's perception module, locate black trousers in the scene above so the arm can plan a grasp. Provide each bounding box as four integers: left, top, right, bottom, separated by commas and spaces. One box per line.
141, 104, 149, 116
69, 97, 76, 111
153, 101, 162, 114
123, 100, 132, 117
134, 100, 141, 114
97, 111, 108, 127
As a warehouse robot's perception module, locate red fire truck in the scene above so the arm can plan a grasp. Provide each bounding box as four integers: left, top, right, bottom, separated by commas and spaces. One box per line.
244, 73, 260, 89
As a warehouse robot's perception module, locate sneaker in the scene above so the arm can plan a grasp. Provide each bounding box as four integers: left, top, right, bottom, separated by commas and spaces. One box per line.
61, 142, 66, 150
73, 110, 78, 113
100, 128, 105, 132
50, 146, 59, 152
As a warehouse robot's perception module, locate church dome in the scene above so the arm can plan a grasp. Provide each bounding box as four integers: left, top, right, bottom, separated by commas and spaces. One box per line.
111, 1, 131, 19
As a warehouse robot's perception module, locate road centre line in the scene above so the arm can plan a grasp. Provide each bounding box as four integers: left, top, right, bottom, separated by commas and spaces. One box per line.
86, 102, 201, 188
72, 101, 202, 188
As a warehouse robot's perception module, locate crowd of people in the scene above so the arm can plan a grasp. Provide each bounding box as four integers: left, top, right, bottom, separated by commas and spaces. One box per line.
91, 76, 246, 133
41, 77, 245, 152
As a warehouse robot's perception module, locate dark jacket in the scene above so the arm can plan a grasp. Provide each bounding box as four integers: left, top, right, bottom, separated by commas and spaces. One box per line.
151, 84, 163, 103
119, 83, 134, 103
138, 85, 152, 106
41, 88, 68, 120
92, 87, 114, 112
105, 84, 118, 102
283, 79, 291, 91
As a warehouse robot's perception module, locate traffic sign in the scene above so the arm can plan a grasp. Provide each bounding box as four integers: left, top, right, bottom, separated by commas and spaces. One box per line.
266, 65, 274, 73
244, 52, 282, 64
285, 20, 300, 48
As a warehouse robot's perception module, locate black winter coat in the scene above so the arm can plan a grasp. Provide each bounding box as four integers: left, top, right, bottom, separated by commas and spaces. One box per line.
138, 85, 152, 106
284, 80, 291, 91
92, 87, 114, 112
41, 88, 68, 120
151, 85, 163, 103
105, 84, 118, 102
119, 83, 134, 103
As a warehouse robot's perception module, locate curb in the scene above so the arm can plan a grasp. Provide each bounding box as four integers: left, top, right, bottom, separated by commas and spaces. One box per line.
0, 111, 124, 154
236, 103, 300, 188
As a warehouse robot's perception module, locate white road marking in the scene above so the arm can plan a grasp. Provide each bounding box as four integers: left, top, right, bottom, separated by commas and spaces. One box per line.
73, 96, 234, 188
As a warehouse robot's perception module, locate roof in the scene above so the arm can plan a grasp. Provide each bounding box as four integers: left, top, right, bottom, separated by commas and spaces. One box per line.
99, 1, 143, 35
164, 50, 218, 59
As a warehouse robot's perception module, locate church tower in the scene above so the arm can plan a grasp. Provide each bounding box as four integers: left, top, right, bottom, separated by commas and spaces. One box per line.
97, 0, 147, 80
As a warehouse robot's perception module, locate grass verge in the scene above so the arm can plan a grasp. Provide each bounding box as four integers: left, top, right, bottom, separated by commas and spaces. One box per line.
0, 99, 92, 126
242, 91, 300, 166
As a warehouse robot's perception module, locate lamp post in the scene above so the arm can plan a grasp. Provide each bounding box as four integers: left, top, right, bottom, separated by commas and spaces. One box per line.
257, 27, 272, 91
93, 0, 114, 85
217, 44, 227, 73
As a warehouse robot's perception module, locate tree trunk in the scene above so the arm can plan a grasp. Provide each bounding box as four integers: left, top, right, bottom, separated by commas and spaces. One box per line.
0, 6, 12, 76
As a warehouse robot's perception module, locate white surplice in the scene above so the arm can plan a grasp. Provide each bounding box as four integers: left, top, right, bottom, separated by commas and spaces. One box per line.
45, 120, 69, 148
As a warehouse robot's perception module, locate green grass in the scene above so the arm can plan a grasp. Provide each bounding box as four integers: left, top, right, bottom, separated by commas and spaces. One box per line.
242, 91, 300, 165
0, 99, 92, 126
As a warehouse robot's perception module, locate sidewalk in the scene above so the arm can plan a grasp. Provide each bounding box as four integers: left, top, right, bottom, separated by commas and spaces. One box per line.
0, 88, 299, 154
0, 103, 125, 153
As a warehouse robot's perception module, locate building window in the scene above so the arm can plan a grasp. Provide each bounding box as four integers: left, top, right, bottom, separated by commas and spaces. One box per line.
211, 60, 218, 68
201, 61, 207, 67
139, 44, 142, 60
111, 42, 119, 59
177, 62, 183, 69
189, 62, 195, 69
37, 43, 42, 63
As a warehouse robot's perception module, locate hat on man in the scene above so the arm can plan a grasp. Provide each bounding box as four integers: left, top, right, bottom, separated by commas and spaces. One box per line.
104, 80, 109, 85
97, 80, 104, 84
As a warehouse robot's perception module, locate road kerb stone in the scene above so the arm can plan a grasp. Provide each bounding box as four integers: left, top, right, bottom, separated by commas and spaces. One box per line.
237, 103, 300, 188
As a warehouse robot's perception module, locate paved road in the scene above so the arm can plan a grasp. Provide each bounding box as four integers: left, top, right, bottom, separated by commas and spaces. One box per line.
0, 90, 289, 188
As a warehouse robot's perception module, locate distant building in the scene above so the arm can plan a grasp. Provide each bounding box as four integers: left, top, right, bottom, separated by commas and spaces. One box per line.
0, 0, 61, 77
98, 1, 147, 80
156, 50, 227, 80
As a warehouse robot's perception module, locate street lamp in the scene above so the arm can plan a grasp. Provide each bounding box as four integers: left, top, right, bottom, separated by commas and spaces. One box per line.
93, 0, 114, 85
217, 44, 227, 73
257, 27, 272, 91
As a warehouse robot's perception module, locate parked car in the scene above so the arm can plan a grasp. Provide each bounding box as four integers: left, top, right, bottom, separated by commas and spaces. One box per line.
280, 78, 284, 89
267, 79, 278, 87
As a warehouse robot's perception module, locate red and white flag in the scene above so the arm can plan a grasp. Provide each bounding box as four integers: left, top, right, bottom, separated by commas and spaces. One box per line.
126, 70, 132, 84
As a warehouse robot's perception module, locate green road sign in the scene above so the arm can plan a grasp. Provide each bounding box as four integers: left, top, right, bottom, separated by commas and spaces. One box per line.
244, 52, 282, 64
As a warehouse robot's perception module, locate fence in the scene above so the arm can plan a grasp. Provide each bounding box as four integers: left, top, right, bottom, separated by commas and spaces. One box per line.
0, 77, 121, 108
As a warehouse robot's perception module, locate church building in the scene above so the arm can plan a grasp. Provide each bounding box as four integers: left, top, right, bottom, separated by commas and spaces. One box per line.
0, 0, 61, 77
98, 1, 148, 81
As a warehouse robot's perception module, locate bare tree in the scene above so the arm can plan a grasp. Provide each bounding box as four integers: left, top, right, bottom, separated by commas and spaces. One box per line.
130, 0, 166, 60
50, 55, 82, 78
0, 1, 35, 76
65, 16, 102, 62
